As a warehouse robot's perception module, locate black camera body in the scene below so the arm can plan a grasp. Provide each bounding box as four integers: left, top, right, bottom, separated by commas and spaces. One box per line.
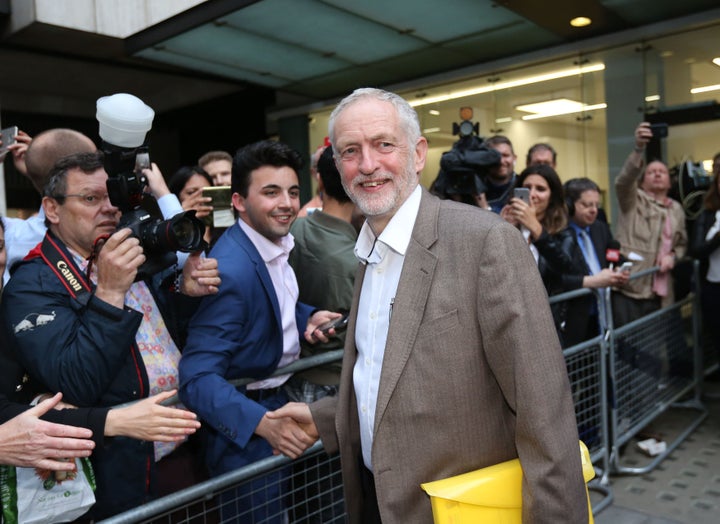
102, 142, 207, 281
432, 121, 501, 202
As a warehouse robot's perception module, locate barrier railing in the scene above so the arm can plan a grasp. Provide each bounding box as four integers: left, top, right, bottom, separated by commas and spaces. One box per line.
606, 261, 707, 475
549, 287, 614, 513
100, 261, 709, 523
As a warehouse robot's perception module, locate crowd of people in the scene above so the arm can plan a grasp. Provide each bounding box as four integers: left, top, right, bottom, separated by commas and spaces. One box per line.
0, 88, 718, 523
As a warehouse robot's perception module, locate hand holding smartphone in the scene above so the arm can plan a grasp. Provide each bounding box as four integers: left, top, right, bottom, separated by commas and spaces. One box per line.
317, 313, 349, 336
0, 126, 18, 158
513, 187, 530, 205
618, 261, 633, 273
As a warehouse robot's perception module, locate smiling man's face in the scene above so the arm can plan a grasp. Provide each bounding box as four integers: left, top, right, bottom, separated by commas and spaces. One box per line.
232, 165, 300, 242
332, 97, 426, 234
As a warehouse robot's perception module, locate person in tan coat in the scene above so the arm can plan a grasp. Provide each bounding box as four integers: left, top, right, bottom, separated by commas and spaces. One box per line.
271, 88, 588, 523
613, 122, 687, 326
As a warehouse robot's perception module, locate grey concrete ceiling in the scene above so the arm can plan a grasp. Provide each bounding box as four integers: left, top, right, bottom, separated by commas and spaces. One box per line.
0, 0, 718, 118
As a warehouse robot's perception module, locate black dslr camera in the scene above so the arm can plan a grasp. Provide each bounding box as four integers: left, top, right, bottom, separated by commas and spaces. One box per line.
432, 107, 500, 203
102, 144, 207, 280
97, 93, 207, 281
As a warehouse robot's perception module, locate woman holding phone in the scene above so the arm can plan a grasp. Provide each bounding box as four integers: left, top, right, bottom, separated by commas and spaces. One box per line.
500, 164, 570, 266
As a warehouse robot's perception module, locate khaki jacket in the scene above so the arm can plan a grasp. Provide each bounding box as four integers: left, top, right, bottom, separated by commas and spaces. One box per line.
311, 190, 588, 524
615, 152, 687, 306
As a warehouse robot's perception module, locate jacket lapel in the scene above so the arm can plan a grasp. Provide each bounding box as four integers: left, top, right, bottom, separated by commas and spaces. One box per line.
373, 190, 439, 433
228, 224, 283, 330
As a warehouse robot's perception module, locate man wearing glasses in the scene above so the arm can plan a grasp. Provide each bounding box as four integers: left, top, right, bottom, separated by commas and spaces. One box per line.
2, 128, 185, 283
0, 151, 220, 520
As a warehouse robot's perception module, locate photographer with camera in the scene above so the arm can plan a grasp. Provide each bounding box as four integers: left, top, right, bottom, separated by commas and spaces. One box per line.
613, 122, 687, 327
0, 151, 221, 519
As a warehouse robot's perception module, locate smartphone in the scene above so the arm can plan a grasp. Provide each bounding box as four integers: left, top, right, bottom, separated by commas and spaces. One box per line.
318, 313, 349, 335
202, 186, 234, 227
0, 126, 18, 156
513, 187, 530, 204
202, 186, 232, 208
649, 123, 668, 138
619, 261, 633, 272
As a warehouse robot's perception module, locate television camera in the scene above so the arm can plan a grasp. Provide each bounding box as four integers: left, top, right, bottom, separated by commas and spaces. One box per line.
432, 107, 500, 202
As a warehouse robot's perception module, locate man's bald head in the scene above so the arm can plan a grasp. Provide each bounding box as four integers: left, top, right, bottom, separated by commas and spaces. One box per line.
24, 129, 96, 193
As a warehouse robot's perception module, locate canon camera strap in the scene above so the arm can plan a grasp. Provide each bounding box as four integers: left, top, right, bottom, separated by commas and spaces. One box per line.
2, 233, 91, 400
37, 231, 92, 300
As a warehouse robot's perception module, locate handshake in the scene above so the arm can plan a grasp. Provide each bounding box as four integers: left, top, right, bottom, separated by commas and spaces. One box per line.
257, 403, 318, 459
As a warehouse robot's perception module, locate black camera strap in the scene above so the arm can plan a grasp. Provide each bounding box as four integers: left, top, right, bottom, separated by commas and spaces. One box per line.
37, 231, 92, 300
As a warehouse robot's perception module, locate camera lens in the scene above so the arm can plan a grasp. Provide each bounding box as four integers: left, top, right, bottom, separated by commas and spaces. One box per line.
169, 217, 202, 250
144, 212, 206, 253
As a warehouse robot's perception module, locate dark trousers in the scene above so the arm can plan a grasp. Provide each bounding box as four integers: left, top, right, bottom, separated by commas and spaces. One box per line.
359, 459, 382, 524
612, 292, 660, 328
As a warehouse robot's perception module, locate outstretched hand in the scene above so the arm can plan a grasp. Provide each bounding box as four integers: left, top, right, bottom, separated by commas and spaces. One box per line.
0, 393, 95, 471
104, 390, 201, 442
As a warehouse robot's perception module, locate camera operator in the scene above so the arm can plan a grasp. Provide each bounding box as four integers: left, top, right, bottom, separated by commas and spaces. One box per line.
0, 151, 221, 520
431, 133, 500, 209
485, 135, 519, 213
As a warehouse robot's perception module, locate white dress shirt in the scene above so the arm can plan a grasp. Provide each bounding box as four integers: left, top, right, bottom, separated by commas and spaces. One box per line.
238, 219, 301, 390
353, 185, 422, 470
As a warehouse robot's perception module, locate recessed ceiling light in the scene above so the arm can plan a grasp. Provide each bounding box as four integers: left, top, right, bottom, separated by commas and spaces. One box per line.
428, 109, 440, 116
570, 17, 592, 27
713, 57, 720, 67
408, 63, 605, 107
423, 127, 441, 134
495, 117, 513, 124
516, 98, 607, 120
516, 98, 585, 114
645, 95, 660, 102
691, 84, 720, 94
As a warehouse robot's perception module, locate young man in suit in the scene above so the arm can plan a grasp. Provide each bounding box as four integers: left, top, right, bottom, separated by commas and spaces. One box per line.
271, 88, 589, 523
178, 140, 339, 523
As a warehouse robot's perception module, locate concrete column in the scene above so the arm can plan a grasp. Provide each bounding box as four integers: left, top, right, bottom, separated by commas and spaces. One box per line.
277, 115, 312, 205
604, 45, 647, 228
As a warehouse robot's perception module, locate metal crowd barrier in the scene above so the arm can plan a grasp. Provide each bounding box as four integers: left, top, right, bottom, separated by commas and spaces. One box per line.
606, 262, 707, 475
101, 261, 709, 523
549, 287, 614, 514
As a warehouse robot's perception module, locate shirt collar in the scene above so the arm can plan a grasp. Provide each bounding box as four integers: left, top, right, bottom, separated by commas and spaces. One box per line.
570, 222, 590, 235
355, 185, 422, 264
238, 218, 295, 262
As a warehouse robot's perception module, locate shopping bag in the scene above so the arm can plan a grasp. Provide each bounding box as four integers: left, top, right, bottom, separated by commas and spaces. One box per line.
0, 457, 96, 524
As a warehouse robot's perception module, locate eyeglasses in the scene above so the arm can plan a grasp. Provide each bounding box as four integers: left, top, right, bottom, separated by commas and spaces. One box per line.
54, 193, 111, 207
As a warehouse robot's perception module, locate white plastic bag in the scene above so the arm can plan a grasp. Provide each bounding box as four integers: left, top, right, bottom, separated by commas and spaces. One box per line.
1, 457, 96, 524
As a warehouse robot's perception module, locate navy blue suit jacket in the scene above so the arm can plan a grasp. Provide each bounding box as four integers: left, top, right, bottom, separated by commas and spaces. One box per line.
179, 222, 314, 471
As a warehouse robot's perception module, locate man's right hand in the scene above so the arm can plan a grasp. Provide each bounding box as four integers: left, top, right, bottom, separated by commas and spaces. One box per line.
635, 122, 652, 150
256, 403, 318, 459
104, 390, 201, 442
94, 228, 145, 308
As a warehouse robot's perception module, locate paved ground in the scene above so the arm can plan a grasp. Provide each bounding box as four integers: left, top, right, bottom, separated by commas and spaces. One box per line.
593, 381, 720, 524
